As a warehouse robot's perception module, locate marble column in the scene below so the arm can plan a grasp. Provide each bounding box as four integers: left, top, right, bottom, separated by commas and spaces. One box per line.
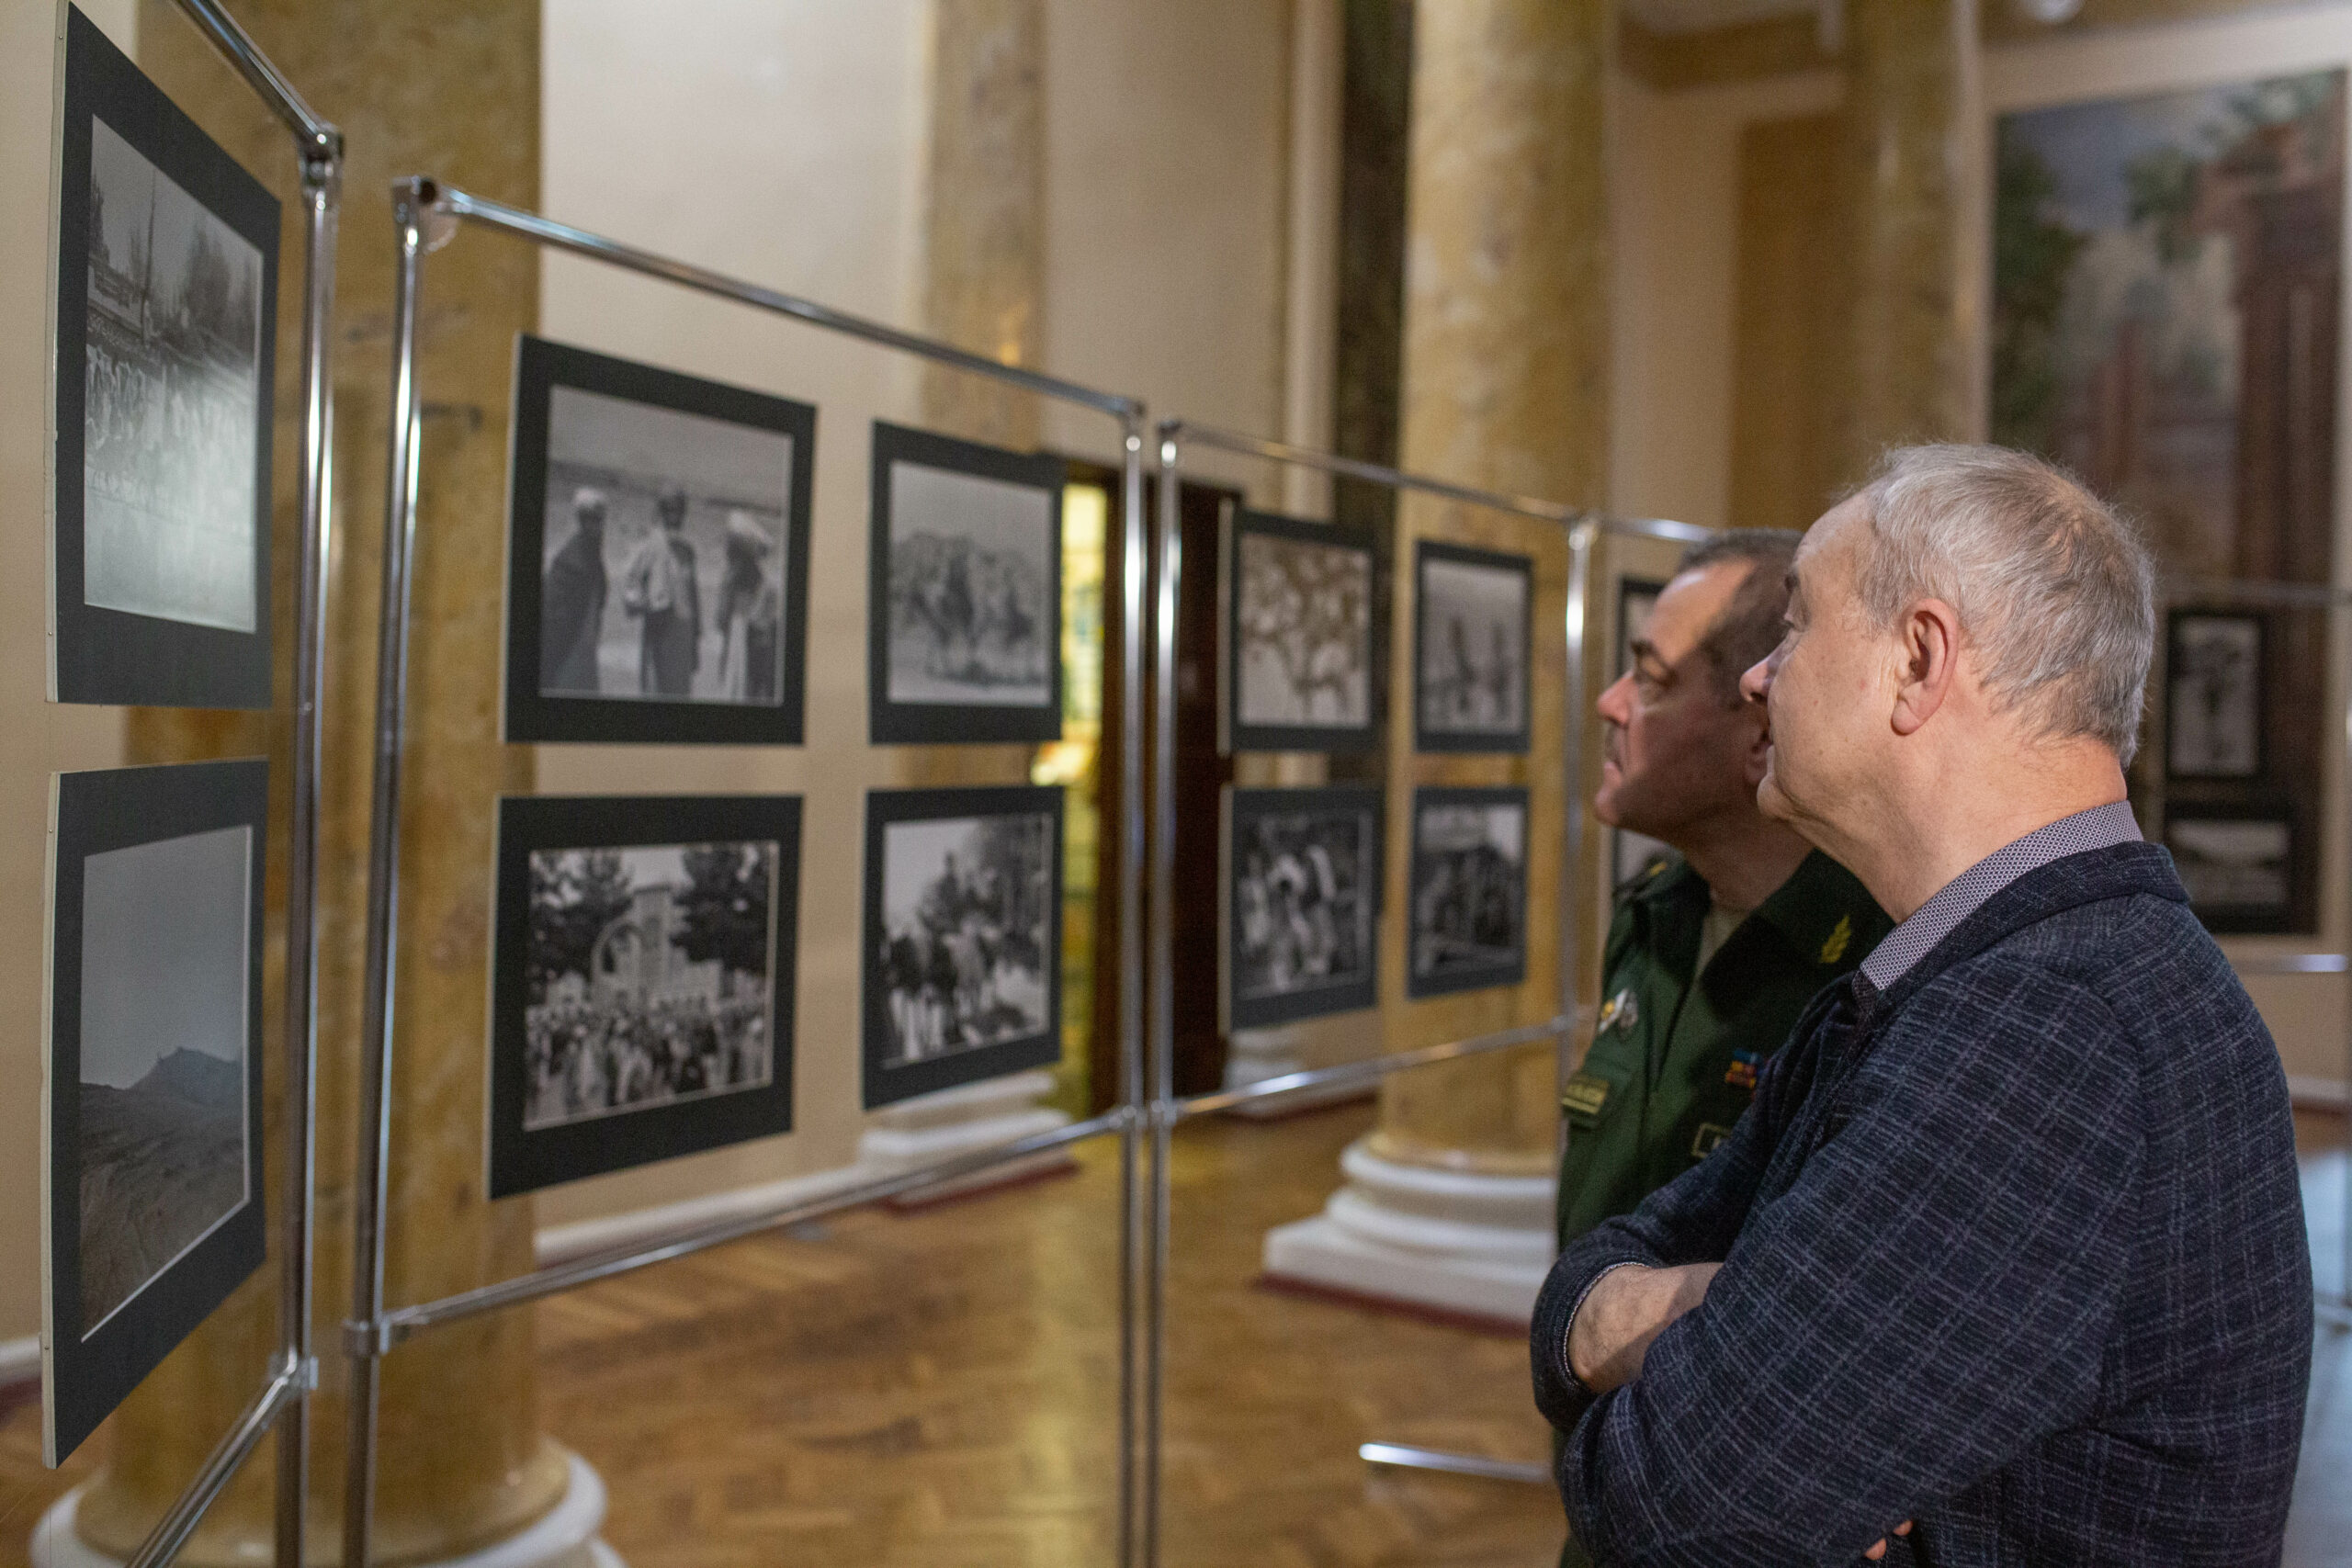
859, 0, 1071, 1189
38, 5, 605, 1564
1838, 0, 1979, 469
1262, 0, 1604, 1324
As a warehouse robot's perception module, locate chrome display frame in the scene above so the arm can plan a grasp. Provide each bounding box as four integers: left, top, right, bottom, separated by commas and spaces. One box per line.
94, 5, 340, 1567
340, 178, 1153, 1568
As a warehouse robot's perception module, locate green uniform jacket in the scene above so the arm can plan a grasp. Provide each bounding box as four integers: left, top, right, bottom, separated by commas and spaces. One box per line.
1556, 849, 1891, 1247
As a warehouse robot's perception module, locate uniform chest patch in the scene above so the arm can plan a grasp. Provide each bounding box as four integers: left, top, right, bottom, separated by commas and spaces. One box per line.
1596, 987, 1639, 1035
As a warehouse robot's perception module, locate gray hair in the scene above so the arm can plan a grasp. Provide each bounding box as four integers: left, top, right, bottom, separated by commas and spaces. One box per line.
1847, 444, 2154, 764
1677, 529, 1804, 706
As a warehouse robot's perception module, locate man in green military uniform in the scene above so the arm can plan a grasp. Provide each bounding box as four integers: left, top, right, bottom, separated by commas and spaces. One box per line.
1560, 531, 1891, 1279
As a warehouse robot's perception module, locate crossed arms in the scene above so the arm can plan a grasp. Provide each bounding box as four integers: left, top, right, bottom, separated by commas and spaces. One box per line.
1532, 966, 2143, 1564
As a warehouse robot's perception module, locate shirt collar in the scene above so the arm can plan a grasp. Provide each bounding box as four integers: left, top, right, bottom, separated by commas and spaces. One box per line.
1859, 800, 2143, 993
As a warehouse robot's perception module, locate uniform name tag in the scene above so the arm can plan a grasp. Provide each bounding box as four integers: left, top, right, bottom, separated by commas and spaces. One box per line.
1561, 1072, 1611, 1120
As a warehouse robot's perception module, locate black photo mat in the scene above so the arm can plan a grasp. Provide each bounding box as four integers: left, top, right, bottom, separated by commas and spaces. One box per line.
44, 758, 268, 1465
2165, 609, 2265, 782
862, 785, 1066, 1108
1222, 508, 1379, 754
503, 335, 816, 746
1408, 785, 1530, 998
51, 6, 277, 710
868, 423, 1066, 745
2164, 803, 2295, 935
1223, 784, 1384, 1030
489, 794, 802, 1198
1413, 541, 1532, 754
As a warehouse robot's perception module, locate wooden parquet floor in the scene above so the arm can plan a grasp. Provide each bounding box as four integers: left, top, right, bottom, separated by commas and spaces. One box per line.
6, 1104, 2349, 1567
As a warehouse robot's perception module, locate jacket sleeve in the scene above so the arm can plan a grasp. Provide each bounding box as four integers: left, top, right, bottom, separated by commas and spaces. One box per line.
1558, 964, 2144, 1566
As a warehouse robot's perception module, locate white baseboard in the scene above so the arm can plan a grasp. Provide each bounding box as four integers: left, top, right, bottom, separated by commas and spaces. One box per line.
536, 1165, 872, 1268
2290, 1075, 2350, 1111
0, 1332, 39, 1389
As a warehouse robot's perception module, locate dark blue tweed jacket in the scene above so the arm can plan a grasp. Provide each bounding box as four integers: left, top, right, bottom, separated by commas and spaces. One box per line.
1531, 842, 2312, 1566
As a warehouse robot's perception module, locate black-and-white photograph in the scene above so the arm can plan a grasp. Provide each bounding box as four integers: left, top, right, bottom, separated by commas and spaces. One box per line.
521, 842, 778, 1132
2166, 810, 2292, 932
1612, 577, 1672, 886
46, 759, 266, 1466
51, 8, 277, 709
1416, 542, 1532, 752
1225, 785, 1382, 1029
491, 796, 800, 1198
863, 786, 1064, 1107
504, 337, 815, 746
1408, 786, 1529, 998
869, 423, 1066, 745
1225, 511, 1377, 753
2166, 611, 2263, 779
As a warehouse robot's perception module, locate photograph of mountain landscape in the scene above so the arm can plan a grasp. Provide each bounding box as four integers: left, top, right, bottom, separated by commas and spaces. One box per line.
76, 822, 252, 1336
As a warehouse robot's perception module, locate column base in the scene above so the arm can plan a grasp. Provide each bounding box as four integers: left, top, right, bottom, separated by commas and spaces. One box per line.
30, 1450, 620, 1568
857, 1069, 1073, 1207
1261, 1138, 1553, 1325
1221, 1026, 1374, 1121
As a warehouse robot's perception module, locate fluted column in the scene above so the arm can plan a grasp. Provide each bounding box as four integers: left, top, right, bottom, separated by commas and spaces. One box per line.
48, 5, 593, 1564
1839, 0, 1979, 467
1262, 0, 1605, 1324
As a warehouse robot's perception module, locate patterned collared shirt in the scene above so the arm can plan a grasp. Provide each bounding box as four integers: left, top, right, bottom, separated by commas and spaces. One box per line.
1859, 799, 2142, 994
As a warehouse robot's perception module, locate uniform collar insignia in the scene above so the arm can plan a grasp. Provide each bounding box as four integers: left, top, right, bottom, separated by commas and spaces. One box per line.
1819, 913, 1853, 965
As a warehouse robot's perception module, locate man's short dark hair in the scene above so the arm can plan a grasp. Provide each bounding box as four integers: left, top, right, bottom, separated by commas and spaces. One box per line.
1675, 529, 1803, 706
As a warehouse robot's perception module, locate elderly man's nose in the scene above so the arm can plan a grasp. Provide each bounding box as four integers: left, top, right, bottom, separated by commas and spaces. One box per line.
1597, 670, 1634, 722
1739, 655, 1771, 704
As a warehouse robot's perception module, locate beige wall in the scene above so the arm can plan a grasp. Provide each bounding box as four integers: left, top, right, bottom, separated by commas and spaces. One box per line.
530, 0, 1305, 1237
0, 0, 137, 1357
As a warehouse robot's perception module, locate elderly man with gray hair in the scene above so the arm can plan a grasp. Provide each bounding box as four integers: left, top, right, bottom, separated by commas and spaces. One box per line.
1532, 446, 2312, 1564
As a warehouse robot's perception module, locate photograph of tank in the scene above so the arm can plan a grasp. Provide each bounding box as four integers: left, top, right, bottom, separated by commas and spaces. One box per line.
1224, 784, 1382, 1029
1415, 542, 1532, 753
1225, 510, 1376, 753
51, 8, 277, 710
504, 337, 814, 746
863, 785, 1064, 1106
489, 795, 800, 1196
869, 423, 1066, 744
1408, 786, 1529, 998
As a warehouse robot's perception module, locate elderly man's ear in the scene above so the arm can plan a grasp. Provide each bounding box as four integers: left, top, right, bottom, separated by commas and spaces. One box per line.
1890, 598, 1963, 738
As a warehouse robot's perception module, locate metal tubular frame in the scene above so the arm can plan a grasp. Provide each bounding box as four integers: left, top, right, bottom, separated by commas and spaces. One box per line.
1143, 420, 1712, 1528
339, 177, 1151, 1568
111, 6, 340, 1568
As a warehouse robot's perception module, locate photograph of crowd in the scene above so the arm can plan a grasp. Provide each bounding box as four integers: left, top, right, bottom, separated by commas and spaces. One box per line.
2167, 612, 2263, 779
80, 116, 266, 638
1227, 512, 1375, 751
1226, 785, 1381, 1028
864, 786, 1063, 1105
521, 840, 778, 1133
1408, 787, 1529, 997
871, 424, 1065, 744
1416, 542, 1531, 752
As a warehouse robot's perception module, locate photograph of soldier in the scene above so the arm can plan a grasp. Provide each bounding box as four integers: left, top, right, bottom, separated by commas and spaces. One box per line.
82, 115, 266, 634
883, 459, 1057, 707
1408, 787, 1527, 996
1226, 786, 1381, 1027
1227, 512, 1375, 751
2166, 611, 2262, 778
537, 381, 794, 706
521, 840, 777, 1132
1415, 543, 1530, 750
874, 810, 1057, 1066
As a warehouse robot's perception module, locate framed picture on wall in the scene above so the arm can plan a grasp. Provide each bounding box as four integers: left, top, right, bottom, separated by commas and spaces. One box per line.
1222, 508, 1378, 753
2165, 805, 2293, 934
1413, 541, 1532, 754
487, 794, 802, 1198
50, 6, 277, 709
1611, 577, 1673, 886
2165, 610, 2263, 780
43, 758, 268, 1465
1223, 784, 1383, 1029
868, 423, 1067, 745
503, 336, 816, 746
1408, 785, 1529, 998
862, 785, 1066, 1107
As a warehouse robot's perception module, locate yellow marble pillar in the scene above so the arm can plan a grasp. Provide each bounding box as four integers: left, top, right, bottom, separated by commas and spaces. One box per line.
72, 5, 564, 1562
1374, 0, 1608, 1179
1839, 0, 1973, 468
